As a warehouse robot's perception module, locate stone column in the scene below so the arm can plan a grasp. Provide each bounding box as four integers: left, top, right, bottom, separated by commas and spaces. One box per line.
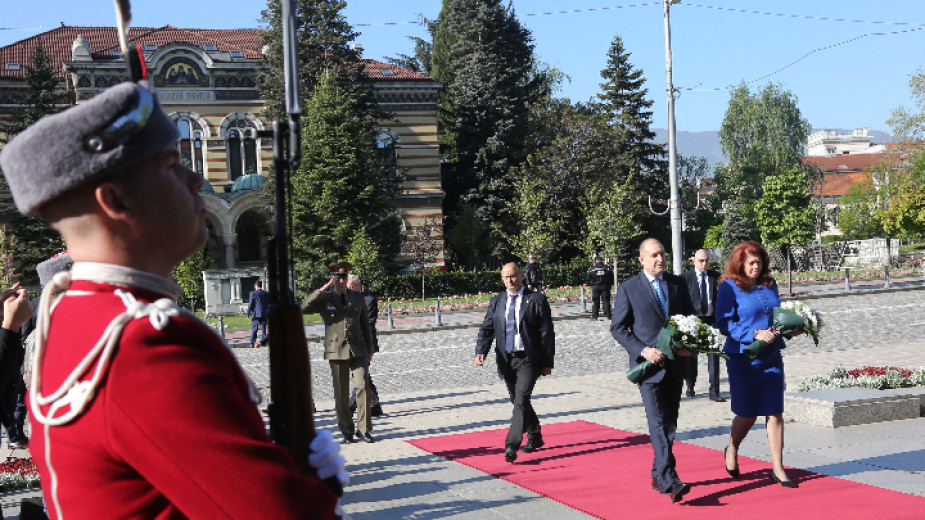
221, 234, 237, 269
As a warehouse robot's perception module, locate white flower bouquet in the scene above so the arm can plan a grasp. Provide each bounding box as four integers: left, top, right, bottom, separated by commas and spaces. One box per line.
778, 300, 822, 346
626, 315, 727, 383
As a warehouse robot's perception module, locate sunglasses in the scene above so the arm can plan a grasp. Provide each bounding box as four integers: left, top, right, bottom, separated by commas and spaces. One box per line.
86, 84, 154, 153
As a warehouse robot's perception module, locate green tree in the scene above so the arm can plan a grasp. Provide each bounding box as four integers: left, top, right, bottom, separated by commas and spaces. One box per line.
0, 43, 68, 284
385, 16, 435, 75
290, 73, 402, 296
444, 205, 492, 268
880, 146, 925, 238
347, 230, 388, 294
259, 0, 376, 123
497, 174, 561, 263
755, 167, 815, 290
720, 200, 757, 260
172, 245, 212, 311
0, 42, 67, 141
887, 67, 925, 141
594, 35, 665, 180
432, 0, 542, 225
716, 83, 810, 203
583, 179, 644, 283
838, 174, 883, 240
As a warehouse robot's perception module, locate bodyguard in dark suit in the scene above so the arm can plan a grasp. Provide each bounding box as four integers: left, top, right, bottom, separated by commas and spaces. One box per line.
524, 254, 543, 292
476, 262, 555, 463
246, 280, 269, 348
611, 238, 694, 502
586, 256, 614, 320
681, 249, 725, 402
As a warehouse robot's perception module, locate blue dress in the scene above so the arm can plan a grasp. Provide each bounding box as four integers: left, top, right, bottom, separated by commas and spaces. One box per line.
715, 279, 786, 417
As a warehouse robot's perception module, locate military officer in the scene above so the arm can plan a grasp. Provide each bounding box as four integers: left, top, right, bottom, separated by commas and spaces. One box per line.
302, 262, 376, 444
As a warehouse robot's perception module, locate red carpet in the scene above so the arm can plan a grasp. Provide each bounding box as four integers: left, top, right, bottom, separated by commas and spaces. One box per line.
409, 420, 924, 519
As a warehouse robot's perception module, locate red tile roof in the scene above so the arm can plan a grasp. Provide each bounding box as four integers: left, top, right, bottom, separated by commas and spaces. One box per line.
803, 153, 883, 173
1, 25, 432, 81
816, 171, 869, 197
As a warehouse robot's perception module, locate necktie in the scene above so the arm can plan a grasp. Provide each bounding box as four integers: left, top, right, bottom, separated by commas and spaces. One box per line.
505, 294, 518, 352
699, 273, 709, 315
653, 279, 668, 317
341, 292, 348, 307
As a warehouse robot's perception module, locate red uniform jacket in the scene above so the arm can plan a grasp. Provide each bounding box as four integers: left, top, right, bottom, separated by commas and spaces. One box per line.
29, 280, 338, 519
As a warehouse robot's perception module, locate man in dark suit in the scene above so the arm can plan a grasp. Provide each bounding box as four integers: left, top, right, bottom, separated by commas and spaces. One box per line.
476, 262, 555, 463
611, 238, 694, 503
246, 280, 269, 348
681, 249, 725, 402
524, 254, 543, 292
347, 274, 383, 417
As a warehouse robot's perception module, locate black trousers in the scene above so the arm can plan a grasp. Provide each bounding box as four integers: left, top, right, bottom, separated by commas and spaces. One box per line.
639, 364, 684, 492
503, 352, 541, 448
591, 285, 612, 318
682, 316, 721, 397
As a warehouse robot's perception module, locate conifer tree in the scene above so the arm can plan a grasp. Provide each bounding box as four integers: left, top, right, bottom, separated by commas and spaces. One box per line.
594, 35, 666, 178
0, 42, 68, 284
290, 73, 401, 296
431, 0, 541, 225
258, 0, 376, 123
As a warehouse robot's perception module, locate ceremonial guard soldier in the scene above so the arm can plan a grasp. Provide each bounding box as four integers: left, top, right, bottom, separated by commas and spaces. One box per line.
0, 81, 347, 518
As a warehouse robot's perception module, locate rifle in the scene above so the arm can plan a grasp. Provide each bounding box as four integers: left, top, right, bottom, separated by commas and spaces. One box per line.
263, 0, 344, 499
114, 0, 147, 82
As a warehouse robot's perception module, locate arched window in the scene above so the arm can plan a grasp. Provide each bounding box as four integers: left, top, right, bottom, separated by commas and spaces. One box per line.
236, 212, 268, 264
226, 119, 258, 180
177, 118, 204, 174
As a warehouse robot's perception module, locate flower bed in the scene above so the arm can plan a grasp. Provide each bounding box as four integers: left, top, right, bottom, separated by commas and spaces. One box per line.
797, 365, 925, 392
781, 267, 923, 285
379, 286, 588, 316
0, 457, 40, 491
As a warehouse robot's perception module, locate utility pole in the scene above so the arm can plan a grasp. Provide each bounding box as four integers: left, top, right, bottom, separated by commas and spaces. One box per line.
663, 0, 683, 274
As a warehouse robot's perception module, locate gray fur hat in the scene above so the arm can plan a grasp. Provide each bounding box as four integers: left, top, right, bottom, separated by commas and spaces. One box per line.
36, 252, 73, 288
0, 82, 179, 216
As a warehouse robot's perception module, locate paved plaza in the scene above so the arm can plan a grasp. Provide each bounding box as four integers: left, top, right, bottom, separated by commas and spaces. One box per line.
2, 282, 923, 518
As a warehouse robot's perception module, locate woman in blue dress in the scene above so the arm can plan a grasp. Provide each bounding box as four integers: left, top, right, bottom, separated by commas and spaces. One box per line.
715, 241, 798, 488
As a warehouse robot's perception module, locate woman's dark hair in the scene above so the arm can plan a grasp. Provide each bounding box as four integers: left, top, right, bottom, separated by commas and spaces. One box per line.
720, 241, 775, 291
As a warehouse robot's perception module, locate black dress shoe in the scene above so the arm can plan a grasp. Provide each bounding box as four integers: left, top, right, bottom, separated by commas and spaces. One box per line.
668, 481, 691, 503
710, 395, 727, 402
371, 404, 383, 417
342, 432, 358, 444
504, 446, 518, 463
724, 445, 740, 478
686, 388, 696, 398
355, 431, 375, 443
521, 436, 545, 453
771, 470, 798, 488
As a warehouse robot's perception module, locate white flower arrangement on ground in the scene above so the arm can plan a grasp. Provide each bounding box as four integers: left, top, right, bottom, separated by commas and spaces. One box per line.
797, 365, 925, 392
778, 300, 823, 345
668, 315, 726, 355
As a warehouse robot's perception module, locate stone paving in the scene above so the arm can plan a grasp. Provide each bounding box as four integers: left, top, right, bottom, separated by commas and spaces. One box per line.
233, 285, 925, 404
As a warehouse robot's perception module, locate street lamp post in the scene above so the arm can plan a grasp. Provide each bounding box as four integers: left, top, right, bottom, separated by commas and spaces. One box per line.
663, 0, 683, 274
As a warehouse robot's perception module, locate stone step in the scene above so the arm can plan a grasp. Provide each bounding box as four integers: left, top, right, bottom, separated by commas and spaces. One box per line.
786, 387, 925, 428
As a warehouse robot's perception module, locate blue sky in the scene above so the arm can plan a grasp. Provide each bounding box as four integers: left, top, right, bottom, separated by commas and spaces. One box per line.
2, 1, 923, 133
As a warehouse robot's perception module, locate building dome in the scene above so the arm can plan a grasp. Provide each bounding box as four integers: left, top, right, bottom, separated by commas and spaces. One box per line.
231, 173, 268, 192
199, 180, 215, 193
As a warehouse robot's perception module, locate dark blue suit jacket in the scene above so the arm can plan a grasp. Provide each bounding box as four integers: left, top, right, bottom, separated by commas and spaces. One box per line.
610, 271, 694, 384
476, 288, 555, 380
247, 288, 269, 319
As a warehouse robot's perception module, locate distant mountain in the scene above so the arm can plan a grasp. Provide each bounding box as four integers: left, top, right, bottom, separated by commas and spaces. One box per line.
651, 129, 726, 169
650, 127, 894, 175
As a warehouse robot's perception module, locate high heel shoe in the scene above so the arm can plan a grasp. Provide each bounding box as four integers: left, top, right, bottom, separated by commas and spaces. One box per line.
770, 470, 798, 488
724, 446, 740, 478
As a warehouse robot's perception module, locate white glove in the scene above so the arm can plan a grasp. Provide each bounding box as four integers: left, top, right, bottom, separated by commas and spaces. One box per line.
308, 429, 349, 486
